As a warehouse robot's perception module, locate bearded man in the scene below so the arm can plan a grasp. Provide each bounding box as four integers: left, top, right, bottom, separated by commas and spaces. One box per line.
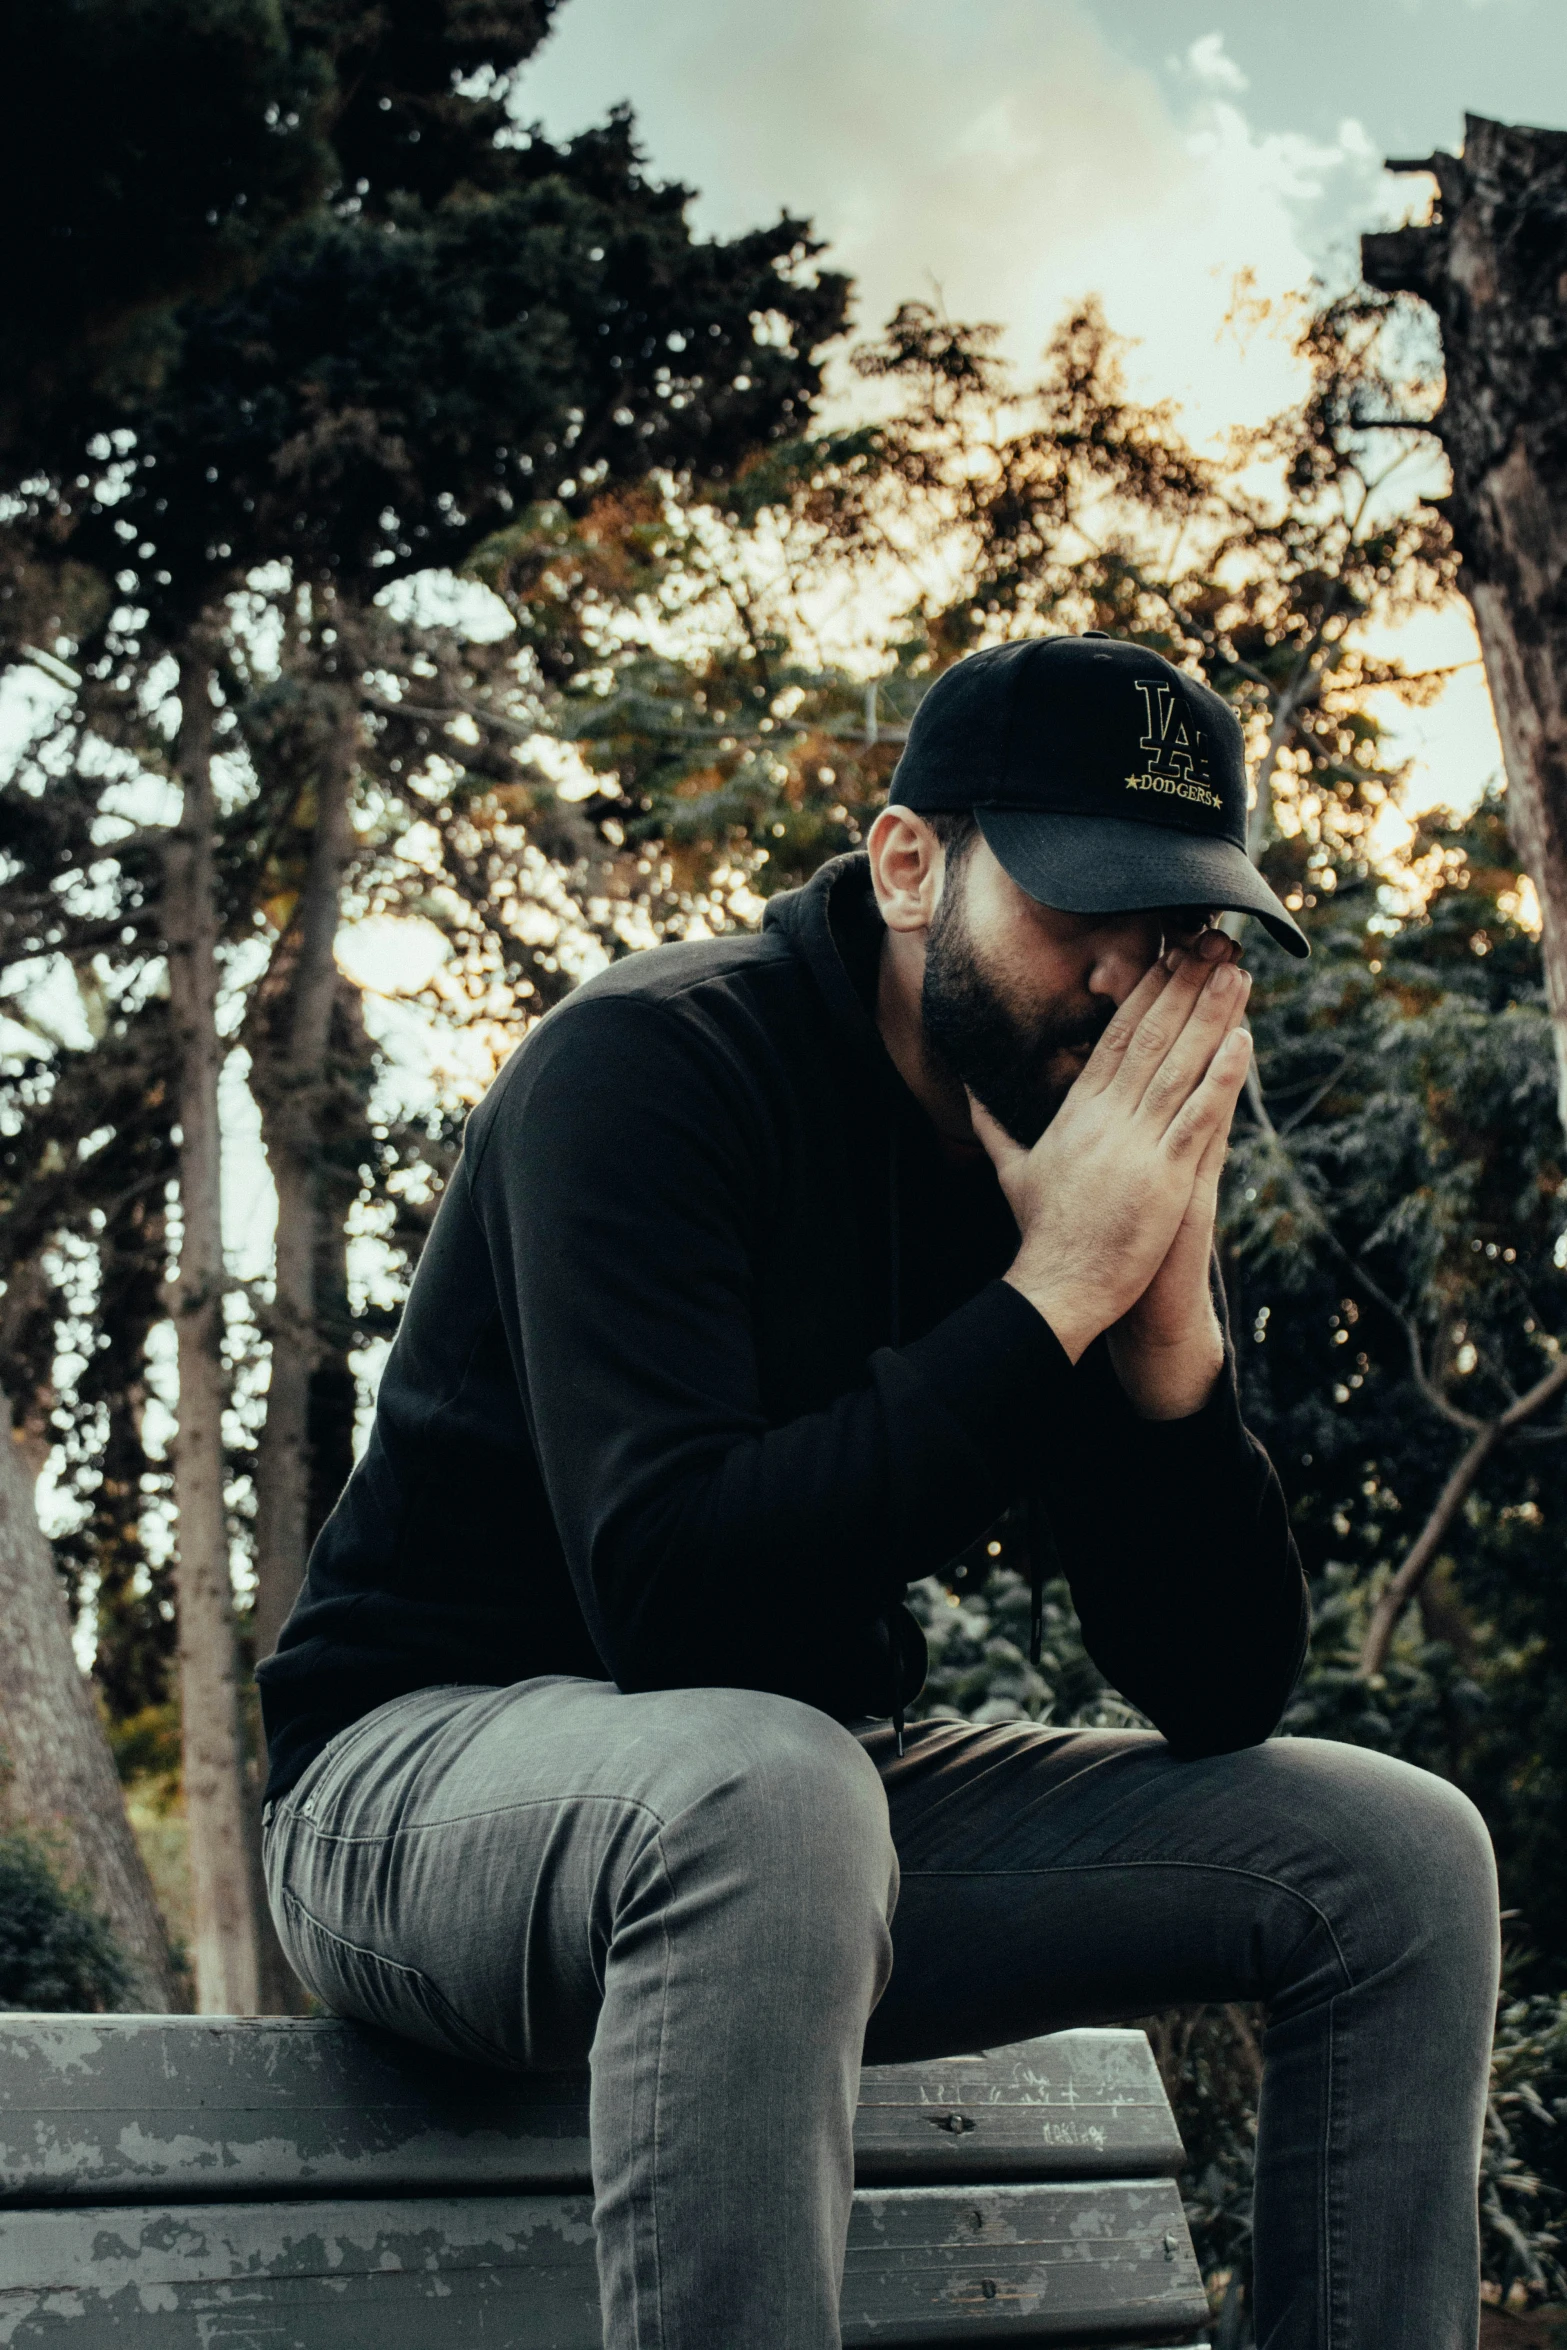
258, 636, 1499, 2350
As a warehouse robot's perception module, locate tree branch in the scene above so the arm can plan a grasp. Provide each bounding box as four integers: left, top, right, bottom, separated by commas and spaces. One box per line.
1243, 1064, 1486, 1432
1358, 1349, 1567, 1677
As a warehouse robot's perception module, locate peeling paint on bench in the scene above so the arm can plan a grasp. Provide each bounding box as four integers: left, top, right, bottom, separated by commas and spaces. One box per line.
0, 2183, 1206, 2347
0, 2023, 1211, 2345
851, 2034, 1184, 2182
0, 2023, 1183, 2203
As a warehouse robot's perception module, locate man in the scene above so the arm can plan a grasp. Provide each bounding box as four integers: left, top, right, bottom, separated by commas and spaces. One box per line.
258, 635, 1499, 2350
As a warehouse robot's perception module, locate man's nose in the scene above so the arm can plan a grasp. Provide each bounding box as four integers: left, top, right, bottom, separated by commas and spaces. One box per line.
1087, 917, 1163, 1004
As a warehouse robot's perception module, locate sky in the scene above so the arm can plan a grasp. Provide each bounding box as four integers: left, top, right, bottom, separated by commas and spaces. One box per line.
515, 0, 1567, 814
519, 0, 1564, 421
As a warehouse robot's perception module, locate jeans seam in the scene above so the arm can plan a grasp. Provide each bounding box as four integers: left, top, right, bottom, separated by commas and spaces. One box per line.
901, 1856, 1355, 1985
650, 1828, 672, 2350
606, 1826, 675, 2348
298, 1791, 670, 1848
1324, 1988, 1339, 2350
276, 1885, 515, 2069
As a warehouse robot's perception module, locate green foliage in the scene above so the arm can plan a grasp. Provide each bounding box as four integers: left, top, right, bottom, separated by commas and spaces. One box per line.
1279, 1560, 1490, 1775
106, 1704, 185, 1789
24, 121, 845, 646
1, 0, 569, 469
0, 1833, 130, 2013
1226, 797, 1567, 1966
1486, 1985, 1567, 2307
1, 0, 328, 450
909, 1558, 1137, 1731
452, 288, 1449, 942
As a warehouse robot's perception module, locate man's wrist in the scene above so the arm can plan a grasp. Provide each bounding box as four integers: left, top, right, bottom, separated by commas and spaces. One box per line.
1105, 1319, 1225, 1421
1002, 1268, 1099, 1365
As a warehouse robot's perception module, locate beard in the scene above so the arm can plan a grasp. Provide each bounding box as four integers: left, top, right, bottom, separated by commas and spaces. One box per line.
920, 863, 1114, 1148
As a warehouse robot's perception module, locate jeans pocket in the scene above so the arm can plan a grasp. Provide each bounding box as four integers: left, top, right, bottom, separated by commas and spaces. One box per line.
276, 1887, 513, 2069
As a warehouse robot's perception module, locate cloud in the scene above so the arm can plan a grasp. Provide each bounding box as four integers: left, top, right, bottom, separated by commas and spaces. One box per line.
520, 0, 1414, 441
1183, 31, 1249, 91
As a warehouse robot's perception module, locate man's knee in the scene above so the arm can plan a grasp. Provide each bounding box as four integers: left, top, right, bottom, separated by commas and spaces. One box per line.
665, 1689, 892, 1874
1258, 1739, 1498, 1991
631, 1688, 897, 1969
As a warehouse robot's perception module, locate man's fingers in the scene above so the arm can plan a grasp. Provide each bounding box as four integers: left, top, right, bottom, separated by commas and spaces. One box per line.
1076, 935, 1248, 1104
1161, 1027, 1253, 1165
1071, 958, 1171, 1096
1184, 1099, 1235, 1225
1154, 962, 1251, 1099
1129, 959, 1252, 1128
1104, 948, 1232, 1107
1195, 1106, 1232, 1186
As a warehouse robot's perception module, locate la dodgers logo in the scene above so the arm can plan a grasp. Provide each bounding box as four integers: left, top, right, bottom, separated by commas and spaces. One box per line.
1124, 679, 1222, 810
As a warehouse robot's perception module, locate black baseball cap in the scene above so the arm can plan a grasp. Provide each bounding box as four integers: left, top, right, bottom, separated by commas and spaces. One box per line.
889, 634, 1308, 958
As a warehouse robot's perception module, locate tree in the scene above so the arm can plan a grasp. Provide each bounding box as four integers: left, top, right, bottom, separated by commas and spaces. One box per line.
0, 0, 330, 465
1364, 115, 1567, 1133
2, 0, 849, 2008
452, 289, 1453, 936
0, 1381, 179, 2008
165, 637, 261, 2009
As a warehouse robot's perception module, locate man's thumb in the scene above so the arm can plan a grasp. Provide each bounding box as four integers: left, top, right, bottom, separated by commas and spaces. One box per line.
965, 1089, 1025, 1176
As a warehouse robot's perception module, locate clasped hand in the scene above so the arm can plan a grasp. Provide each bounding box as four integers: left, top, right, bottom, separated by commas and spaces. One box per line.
970, 935, 1252, 1421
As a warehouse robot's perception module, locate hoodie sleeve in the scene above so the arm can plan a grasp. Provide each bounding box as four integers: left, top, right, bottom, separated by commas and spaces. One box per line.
466, 992, 1079, 1717
1035, 1334, 1309, 1755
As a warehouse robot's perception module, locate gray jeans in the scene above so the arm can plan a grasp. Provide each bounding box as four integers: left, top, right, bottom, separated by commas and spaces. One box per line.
262, 1678, 1499, 2350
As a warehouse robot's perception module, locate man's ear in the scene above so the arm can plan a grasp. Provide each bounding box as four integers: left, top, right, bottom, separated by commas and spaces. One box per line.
867, 806, 945, 935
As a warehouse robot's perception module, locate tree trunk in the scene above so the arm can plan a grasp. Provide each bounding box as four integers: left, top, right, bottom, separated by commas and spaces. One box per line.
247, 973, 369, 2020
306, 975, 374, 1545
248, 702, 358, 1664
165, 645, 261, 2014
1364, 116, 1567, 1128
0, 1388, 182, 2010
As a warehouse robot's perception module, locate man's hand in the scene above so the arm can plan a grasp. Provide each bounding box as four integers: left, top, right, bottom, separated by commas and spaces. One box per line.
968, 943, 1252, 1384
1104, 937, 1249, 1419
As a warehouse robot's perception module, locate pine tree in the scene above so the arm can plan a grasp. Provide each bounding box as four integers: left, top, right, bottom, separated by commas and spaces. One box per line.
2, 0, 848, 2008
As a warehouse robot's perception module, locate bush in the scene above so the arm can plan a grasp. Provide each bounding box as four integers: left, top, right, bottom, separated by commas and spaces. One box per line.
1484, 1986, 1567, 2310
0, 1831, 130, 2012
908, 1561, 1142, 1730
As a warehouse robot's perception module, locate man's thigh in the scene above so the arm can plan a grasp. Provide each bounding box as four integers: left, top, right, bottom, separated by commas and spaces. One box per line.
264, 1674, 883, 2070
859, 1716, 1462, 2063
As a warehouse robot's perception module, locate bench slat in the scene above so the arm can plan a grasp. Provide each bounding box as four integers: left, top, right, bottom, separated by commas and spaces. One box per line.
0, 2021, 1182, 2203
853, 2038, 1183, 2181
0, 2183, 1211, 2346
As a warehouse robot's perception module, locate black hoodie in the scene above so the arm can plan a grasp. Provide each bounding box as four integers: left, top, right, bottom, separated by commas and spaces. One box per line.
257, 855, 1308, 1802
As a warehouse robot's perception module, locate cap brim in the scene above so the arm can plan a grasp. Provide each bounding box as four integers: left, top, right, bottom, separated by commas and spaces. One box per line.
976, 808, 1310, 959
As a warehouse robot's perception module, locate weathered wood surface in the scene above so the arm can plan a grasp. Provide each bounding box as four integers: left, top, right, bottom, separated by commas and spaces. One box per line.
842, 2182, 1207, 2343
0, 2192, 601, 2348
0, 2183, 1209, 2347
0, 2019, 1180, 2204
853, 2034, 1183, 2182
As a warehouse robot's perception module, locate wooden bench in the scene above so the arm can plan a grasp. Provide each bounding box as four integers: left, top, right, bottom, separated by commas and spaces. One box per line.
0, 2016, 1211, 2345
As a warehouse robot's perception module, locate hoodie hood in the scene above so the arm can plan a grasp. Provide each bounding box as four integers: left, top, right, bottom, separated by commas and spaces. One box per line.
762, 854, 890, 1068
